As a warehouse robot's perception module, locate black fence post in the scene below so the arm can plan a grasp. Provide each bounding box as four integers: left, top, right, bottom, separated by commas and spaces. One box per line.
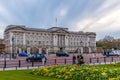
19, 60, 21, 67
64, 59, 66, 64
3, 67, 5, 71
55, 59, 56, 64
72, 55, 76, 64
97, 58, 99, 63
104, 57, 106, 63
32, 61, 34, 67
16, 66, 17, 70
27, 66, 29, 69
90, 58, 92, 63
4, 59, 6, 68
111, 57, 113, 62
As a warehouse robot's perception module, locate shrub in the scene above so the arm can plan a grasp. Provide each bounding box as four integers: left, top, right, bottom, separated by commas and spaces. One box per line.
31, 64, 120, 80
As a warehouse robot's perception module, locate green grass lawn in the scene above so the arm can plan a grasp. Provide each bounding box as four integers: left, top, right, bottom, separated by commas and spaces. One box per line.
0, 70, 63, 80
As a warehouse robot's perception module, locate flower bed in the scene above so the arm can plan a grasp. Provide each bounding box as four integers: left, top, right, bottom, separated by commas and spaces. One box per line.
31, 63, 120, 80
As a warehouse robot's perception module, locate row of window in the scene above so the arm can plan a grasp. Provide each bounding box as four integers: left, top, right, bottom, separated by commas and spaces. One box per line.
13, 32, 95, 40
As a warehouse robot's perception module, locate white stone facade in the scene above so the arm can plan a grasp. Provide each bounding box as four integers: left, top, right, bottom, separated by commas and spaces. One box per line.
4, 25, 96, 54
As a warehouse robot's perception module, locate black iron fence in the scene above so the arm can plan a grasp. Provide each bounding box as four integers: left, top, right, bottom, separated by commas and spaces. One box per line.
89, 56, 120, 64
0, 56, 120, 70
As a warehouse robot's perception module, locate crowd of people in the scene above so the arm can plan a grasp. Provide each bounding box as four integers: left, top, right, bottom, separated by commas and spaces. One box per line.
72, 54, 84, 65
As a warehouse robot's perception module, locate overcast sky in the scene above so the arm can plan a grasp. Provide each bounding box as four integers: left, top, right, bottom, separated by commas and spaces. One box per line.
0, 0, 120, 40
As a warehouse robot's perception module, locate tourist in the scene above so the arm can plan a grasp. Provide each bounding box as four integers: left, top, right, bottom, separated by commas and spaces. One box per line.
72, 55, 76, 64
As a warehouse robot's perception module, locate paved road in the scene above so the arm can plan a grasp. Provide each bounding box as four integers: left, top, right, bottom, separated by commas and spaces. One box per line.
0, 53, 120, 68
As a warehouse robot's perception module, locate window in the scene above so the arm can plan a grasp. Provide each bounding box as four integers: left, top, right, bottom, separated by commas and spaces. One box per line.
27, 41, 29, 44
39, 41, 41, 44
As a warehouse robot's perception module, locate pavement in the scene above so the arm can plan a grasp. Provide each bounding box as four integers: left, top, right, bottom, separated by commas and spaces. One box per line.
0, 58, 10, 61
0, 66, 44, 71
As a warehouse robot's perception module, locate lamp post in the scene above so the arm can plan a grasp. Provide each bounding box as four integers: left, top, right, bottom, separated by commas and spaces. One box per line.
11, 36, 14, 59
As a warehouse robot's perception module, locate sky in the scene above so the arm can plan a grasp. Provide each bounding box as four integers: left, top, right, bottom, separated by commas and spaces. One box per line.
0, 0, 120, 40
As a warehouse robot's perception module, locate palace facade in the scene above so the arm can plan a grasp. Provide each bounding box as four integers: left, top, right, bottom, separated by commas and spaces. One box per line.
4, 25, 96, 54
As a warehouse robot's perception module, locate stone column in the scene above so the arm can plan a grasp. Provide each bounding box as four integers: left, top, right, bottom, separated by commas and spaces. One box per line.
88, 47, 91, 53
59, 34, 60, 47
23, 33, 26, 45
61, 35, 62, 46
59, 34, 61, 47
10, 32, 14, 56
27, 47, 30, 54
78, 48, 80, 54
57, 34, 59, 46
15, 47, 17, 53
39, 48, 41, 54
10, 47, 12, 54
80, 47, 83, 54
63, 35, 64, 46
61, 35, 63, 46
46, 48, 48, 56
10, 32, 13, 46
60, 35, 61, 46
19, 48, 21, 53
94, 47, 97, 53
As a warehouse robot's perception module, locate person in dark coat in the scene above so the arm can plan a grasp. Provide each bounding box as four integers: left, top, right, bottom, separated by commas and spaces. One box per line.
72, 55, 76, 64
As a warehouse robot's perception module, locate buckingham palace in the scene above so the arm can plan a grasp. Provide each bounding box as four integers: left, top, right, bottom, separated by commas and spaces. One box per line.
4, 25, 96, 54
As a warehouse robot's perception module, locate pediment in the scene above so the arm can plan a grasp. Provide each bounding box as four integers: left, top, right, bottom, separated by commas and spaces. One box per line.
53, 29, 69, 33
5, 25, 26, 32
12, 27, 25, 30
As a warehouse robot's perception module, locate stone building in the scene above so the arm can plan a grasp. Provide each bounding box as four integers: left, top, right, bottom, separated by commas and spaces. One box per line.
0, 39, 5, 53
4, 25, 96, 54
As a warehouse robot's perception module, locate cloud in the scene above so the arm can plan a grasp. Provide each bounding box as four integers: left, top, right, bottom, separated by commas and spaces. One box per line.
59, 8, 68, 17
0, 0, 120, 40
0, 21, 8, 28
0, 3, 21, 25
0, 29, 4, 39
0, 21, 8, 38
74, 0, 120, 40
0, 4, 13, 22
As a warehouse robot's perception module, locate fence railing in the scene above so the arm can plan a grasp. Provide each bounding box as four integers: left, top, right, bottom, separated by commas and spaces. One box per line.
0, 56, 120, 70
89, 56, 120, 64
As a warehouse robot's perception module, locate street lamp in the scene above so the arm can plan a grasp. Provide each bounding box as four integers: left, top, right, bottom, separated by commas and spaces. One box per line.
11, 36, 14, 59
